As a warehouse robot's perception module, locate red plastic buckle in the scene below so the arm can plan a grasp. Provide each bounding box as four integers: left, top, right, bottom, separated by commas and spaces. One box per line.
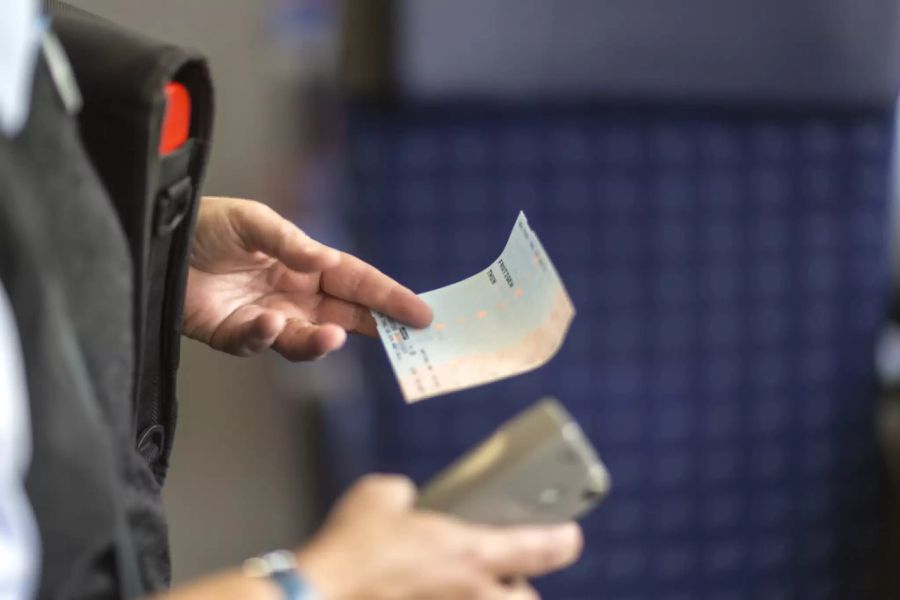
159, 82, 191, 155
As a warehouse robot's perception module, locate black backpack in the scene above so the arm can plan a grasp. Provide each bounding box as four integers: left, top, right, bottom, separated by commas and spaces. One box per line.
1, 3, 215, 596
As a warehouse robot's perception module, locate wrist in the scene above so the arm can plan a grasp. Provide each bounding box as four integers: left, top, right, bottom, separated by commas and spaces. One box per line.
244, 550, 320, 600
295, 544, 353, 600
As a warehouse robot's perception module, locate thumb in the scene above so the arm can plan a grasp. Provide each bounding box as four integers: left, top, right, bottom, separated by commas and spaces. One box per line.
340, 474, 417, 514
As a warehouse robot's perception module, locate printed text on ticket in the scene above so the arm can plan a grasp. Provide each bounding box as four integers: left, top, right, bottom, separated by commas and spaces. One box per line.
372, 212, 576, 403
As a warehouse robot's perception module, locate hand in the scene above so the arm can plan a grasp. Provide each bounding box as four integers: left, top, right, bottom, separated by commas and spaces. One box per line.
295, 475, 584, 600
183, 197, 432, 360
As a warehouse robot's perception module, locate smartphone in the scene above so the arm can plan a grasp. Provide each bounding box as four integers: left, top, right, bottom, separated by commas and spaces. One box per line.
416, 398, 610, 526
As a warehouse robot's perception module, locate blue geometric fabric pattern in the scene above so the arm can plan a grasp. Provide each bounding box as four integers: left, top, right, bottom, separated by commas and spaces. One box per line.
332, 105, 895, 599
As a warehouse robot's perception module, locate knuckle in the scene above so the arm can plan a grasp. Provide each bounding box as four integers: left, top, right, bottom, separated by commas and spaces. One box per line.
357, 473, 416, 502
235, 198, 268, 224
355, 472, 388, 491
247, 198, 275, 217
345, 261, 367, 298
414, 514, 453, 550
355, 473, 381, 488
459, 539, 489, 568
383, 474, 417, 497
272, 221, 294, 254
349, 304, 366, 332
379, 282, 401, 311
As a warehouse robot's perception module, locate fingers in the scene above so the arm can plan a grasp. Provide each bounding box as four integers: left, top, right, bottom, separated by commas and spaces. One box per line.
208, 306, 286, 356
314, 296, 378, 337
205, 304, 352, 361
272, 321, 347, 361
208, 197, 430, 329
466, 522, 583, 579
207, 296, 383, 362
224, 197, 341, 273
454, 576, 539, 600
321, 252, 433, 329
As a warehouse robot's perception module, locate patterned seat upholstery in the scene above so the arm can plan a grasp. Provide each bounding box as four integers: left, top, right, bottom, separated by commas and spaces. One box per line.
327, 105, 895, 599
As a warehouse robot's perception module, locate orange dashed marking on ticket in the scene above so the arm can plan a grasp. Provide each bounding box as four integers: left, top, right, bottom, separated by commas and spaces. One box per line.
371, 211, 576, 403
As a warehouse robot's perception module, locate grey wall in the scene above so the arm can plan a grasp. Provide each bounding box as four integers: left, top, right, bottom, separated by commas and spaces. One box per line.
398, 0, 900, 106
67, 0, 320, 583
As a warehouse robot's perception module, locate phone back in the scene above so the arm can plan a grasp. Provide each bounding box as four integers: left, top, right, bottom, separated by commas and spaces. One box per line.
417, 398, 610, 525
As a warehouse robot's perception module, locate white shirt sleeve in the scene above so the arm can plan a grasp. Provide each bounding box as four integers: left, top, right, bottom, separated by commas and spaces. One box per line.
0, 0, 40, 137
0, 282, 39, 600
0, 2, 45, 596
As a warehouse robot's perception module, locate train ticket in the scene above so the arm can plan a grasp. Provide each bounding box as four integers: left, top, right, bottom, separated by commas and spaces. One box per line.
373, 212, 576, 403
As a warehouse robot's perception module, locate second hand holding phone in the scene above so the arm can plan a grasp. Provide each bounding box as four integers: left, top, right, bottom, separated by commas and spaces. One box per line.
416, 398, 610, 526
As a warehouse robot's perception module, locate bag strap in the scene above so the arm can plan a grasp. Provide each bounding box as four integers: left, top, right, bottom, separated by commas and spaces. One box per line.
49, 3, 214, 482
46, 4, 214, 595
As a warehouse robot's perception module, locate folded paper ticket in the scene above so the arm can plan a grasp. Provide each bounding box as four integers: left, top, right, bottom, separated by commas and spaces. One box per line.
373, 212, 576, 403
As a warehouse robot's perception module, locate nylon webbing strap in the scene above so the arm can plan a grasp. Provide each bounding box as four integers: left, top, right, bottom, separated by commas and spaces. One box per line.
43, 4, 148, 597
114, 512, 145, 599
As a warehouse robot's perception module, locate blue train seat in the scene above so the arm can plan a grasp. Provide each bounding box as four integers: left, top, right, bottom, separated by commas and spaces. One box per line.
325, 104, 894, 599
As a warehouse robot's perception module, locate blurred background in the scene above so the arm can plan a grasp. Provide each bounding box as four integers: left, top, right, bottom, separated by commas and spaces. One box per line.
70, 1, 900, 598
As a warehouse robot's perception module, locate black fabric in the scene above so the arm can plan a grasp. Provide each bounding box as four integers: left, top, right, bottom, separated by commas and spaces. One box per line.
0, 57, 140, 599
0, 7, 213, 598
50, 5, 213, 592
50, 5, 214, 485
